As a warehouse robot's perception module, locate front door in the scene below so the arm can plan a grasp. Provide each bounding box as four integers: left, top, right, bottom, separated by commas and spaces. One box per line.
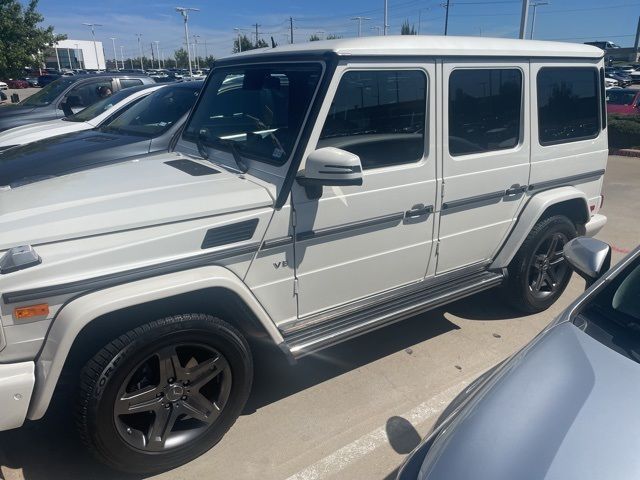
292, 61, 437, 318
436, 61, 530, 274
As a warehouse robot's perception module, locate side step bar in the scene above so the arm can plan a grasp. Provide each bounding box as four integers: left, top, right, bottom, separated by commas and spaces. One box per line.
282, 270, 504, 359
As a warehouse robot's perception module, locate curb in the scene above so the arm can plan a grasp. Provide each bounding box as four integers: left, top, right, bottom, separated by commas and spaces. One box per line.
609, 148, 640, 158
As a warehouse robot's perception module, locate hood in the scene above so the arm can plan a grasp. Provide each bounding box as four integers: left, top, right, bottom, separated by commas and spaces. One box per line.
0, 119, 84, 148
419, 322, 640, 480
0, 105, 55, 132
0, 129, 150, 187
0, 152, 273, 250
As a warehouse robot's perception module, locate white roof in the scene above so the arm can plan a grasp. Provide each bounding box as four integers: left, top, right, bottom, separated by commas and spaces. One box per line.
229, 35, 603, 60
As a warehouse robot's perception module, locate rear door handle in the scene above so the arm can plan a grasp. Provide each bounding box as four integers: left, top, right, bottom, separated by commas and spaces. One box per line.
405, 204, 434, 218
505, 184, 527, 196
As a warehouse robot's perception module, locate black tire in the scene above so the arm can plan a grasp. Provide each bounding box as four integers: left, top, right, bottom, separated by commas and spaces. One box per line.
76, 313, 252, 474
506, 215, 577, 313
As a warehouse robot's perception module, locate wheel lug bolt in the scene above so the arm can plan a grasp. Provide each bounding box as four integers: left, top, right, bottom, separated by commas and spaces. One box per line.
126, 427, 132, 435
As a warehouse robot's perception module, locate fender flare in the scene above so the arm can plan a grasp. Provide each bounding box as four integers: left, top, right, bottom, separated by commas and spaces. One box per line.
490, 186, 590, 270
28, 265, 284, 420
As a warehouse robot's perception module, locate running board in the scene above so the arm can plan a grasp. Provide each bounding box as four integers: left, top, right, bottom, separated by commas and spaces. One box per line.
282, 270, 504, 359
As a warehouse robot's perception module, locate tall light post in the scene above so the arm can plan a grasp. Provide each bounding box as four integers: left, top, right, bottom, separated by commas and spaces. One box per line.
82, 23, 103, 70
351, 16, 371, 37
383, 0, 388, 35
154, 40, 161, 69
234, 28, 243, 53
519, 0, 529, 39
110, 37, 118, 70
443, 0, 451, 35
529, 1, 549, 39
135, 33, 144, 71
176, 7, 199, 77
371, 25, 382, 36
193, 34, 200, 70
120, 45, 126, 70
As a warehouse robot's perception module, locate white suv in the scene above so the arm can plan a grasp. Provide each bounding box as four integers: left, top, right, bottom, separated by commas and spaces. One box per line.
0, 37, 608, 473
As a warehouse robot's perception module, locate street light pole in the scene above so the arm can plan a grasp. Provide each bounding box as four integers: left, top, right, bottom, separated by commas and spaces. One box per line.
383, 0, 388, 35
443, 0, 451, 35
234, 28, 242, 53
371, 25, 382, 36
110, 37, 118, 70
193, 34, 200, 70
135, 33, 144, 71
519, 0, 529, 39
120, 45, 125, 70
154, 40, 161, 69
351, 16, 371, 37
529, 1, 549, 39
82, 23, 103, 70
176, 7, 199, 77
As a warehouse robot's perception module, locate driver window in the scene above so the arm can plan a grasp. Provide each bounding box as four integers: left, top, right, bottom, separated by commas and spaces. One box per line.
317, 70, 427, 170
63, 81, 113, 110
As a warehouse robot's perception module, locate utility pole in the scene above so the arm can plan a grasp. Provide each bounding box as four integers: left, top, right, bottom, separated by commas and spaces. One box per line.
634, 16, 640, 61
234, 28, 242, 52
519, 0, 529, 39
176, 7, 199, 77
529, 1, 549, 39
351, 16, 371, 37
290, 16, 294, 44
136, 33, 144, 71
154, 41, 161, 69
193, 35, 200, 70
82, 23, 103, 70
150, 43, 156, 68
443, 0, 451, 35
110, 37, 118, 70
253, 23, 261, 45
383, 0, 388, 35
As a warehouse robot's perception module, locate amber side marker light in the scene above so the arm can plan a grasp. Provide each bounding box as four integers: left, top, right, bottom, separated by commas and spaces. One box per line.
14, 304, 49, 319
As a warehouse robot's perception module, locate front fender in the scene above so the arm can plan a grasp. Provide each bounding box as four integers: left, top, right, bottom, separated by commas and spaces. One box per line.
28, 265, 283, 420
490, 186, 589, 269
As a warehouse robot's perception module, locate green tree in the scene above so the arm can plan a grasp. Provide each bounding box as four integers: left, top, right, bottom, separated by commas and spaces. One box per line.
233, 34, 254, 53
0, 0, 66, 78
401, 20, 417, 35
255, 38, 269, 49
173, 48, 189, 68
309, 34, 321, 42
202, 55, 215, 67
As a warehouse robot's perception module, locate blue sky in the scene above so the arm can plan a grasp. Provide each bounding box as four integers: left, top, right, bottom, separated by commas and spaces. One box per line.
36, 0, 640, 60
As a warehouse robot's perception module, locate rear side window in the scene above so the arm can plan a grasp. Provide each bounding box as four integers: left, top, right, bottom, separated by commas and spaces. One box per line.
318, 70, 426, 169
448, 68, 522, 156
537, 67, 600, 145
120, 79, 143, 89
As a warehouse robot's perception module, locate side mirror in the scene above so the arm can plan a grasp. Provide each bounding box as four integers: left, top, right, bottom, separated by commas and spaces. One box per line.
563, 237, 612, 288
296, 147, 363, 199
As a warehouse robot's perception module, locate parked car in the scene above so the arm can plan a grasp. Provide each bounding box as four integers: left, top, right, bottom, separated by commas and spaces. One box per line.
604, 76, 619, 88
0, 83, 163, 149
606, 88, 640, 115
0, 74, 155, 132
629, 69, 640, 84
397, 237, 640, 480
584, 40, 621, 50
604, 68, 631, 87
0, 81, 7, 90
0, 37, 607, 474
0, 90, 6, 102
22, 77, 39, 87
6, 80, 29, 89
36, 74, 61, 87
0, 81, 202, 186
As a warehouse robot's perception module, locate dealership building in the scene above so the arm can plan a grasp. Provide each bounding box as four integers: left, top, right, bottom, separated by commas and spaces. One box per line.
45, 39, 106, 71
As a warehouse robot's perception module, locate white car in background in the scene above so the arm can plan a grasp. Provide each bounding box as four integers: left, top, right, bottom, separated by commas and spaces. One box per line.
0, 81, 8, 90
0, 83, 164, 150
605, 76, 619, 89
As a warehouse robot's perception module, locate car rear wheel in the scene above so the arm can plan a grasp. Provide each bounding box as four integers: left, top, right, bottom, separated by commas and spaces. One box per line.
76, 313, 252, 474
506, 215, 577, 313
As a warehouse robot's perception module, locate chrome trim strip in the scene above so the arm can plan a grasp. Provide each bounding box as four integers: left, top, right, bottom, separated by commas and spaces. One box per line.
295, 211, 405, 243
2, 242, 260, 304
261, 236, 294, 250
528, 169, 605, 191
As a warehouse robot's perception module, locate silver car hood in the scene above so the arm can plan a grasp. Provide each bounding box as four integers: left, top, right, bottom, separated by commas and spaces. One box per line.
0, 152, 273, 250
419, 322, 640, 480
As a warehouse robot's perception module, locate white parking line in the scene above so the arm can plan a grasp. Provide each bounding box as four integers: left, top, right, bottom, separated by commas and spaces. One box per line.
285, 377, 472, 480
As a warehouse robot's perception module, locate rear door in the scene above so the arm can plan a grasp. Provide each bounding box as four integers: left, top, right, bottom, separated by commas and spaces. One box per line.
436, 60, 530, 274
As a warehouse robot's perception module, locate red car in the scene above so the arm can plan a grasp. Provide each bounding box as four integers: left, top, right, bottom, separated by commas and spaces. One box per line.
6, 79, 29, 89
606, 88, 640, 115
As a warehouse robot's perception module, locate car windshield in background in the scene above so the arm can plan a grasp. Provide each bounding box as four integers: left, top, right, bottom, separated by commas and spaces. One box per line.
578, 256, 640, 364
183, 63, 323, 165
606, 90, 638, 105
100, 86, 199, 137
19, 77, 76, 107
65, 87, 149, 123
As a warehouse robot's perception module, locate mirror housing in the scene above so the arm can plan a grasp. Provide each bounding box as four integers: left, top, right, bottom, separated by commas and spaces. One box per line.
563, 237, 612, 288
296, 147, 363, 199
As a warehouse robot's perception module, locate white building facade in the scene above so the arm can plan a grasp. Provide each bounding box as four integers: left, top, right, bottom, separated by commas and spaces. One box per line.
46, 39, 106, 71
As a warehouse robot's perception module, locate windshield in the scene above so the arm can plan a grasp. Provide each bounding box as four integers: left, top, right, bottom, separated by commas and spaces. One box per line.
183, 63, 323, 165
66, 87, 149, 122
606, 90, 638, 105
19, 77, 76, 106
100, 86, 199, 138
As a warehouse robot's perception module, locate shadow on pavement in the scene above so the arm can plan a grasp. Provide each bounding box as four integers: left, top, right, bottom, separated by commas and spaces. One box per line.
0, 289, 519, 480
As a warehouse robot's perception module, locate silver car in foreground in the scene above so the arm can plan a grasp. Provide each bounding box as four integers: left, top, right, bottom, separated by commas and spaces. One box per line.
398, 237, 640, 480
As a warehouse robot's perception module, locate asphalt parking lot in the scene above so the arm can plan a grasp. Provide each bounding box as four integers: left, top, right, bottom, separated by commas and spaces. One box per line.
0, 88, 39, 105
0, 155, 637, 480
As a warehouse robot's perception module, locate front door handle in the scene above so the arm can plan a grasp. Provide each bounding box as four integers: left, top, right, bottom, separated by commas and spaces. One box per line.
405, 204, 434, 218
505, 184, 527, 196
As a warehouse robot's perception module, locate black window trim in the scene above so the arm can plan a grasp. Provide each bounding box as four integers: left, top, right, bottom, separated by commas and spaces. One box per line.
447, 66, 525, 158
317, 66, 430, 171
537, 66, 602, 147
